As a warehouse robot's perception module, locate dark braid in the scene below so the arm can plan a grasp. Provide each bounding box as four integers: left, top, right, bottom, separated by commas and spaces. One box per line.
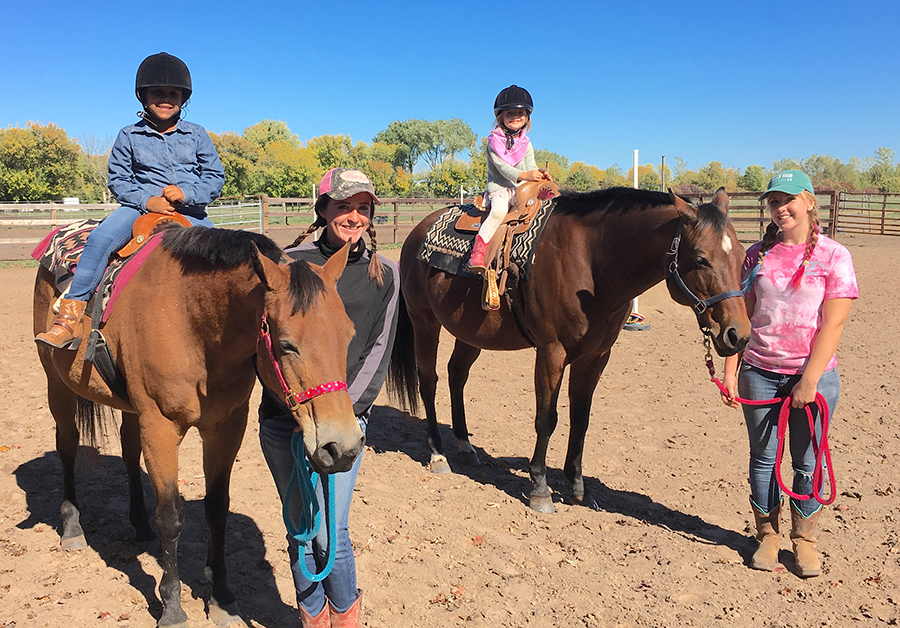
287, 196, 329, 249
366, 221, 385, 287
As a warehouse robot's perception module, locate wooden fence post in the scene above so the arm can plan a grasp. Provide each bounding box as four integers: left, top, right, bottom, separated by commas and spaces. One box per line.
392, 201, 399, 244
829, 191, 839, 237
261, 194, 269, 236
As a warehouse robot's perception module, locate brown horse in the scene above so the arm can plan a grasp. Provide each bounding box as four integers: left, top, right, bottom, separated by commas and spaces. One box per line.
392, 187, 751, 513
33, 227, 362, 628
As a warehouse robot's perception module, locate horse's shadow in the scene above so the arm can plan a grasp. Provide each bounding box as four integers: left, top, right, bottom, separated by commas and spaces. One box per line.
368, 405, 752, 558
14, 449, 297, 627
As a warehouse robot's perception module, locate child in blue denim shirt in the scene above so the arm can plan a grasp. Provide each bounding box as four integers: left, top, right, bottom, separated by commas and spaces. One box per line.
36, 52, 224, 349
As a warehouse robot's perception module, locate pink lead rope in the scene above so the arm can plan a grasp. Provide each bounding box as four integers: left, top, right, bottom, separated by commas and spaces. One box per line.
259, 313, 348, 409
706, 350, 836, 506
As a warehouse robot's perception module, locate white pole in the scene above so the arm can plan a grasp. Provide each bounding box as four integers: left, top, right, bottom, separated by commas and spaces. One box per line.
460, 184, 464, 205
631, 149, 640, 317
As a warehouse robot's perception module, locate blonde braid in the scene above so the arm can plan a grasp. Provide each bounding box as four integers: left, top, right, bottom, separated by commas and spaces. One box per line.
366, 222, 385, 287
789, 191, 821, 288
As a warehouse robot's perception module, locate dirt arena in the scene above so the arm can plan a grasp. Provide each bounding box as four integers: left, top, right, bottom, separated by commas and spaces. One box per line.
0, 233, 897, 627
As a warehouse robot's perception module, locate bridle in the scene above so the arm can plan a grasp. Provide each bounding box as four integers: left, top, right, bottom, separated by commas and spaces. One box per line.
258, 313, 347, 409
665, 218, 744, 330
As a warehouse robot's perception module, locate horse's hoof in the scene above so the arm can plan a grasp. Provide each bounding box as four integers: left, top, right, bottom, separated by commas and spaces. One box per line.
208, 599, 246, 627
429, 455, 451, 475
529, 494, 555, 513
60, 534, 87, 550
569, 494, 600, 511
459, 451, 481, 466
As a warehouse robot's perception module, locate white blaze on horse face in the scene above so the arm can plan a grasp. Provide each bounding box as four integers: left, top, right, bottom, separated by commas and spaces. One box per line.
721, 234, 733, 255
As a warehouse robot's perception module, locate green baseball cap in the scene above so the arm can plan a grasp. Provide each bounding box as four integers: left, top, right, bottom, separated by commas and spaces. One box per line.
759, 169, 814, 200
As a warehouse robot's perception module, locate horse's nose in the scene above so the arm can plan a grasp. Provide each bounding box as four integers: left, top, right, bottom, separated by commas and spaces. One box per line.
722, 325, 748, 354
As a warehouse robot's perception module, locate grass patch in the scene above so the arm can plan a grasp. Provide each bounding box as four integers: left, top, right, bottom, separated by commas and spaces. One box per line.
0, 260, 39, 269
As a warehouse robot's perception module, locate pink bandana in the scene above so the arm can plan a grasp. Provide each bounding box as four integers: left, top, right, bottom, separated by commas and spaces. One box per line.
488, 126, 530, 166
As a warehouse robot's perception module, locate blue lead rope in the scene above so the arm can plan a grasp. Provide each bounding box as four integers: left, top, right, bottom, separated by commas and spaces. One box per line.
283, 431, 336, 582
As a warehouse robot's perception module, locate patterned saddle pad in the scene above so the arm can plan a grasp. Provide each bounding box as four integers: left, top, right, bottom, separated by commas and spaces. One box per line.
417, 198, 555, 279
31, 220, 163, 324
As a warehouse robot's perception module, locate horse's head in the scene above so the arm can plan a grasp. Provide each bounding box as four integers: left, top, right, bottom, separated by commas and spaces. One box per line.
666, 188, 750, 356
252, 243, 364, 474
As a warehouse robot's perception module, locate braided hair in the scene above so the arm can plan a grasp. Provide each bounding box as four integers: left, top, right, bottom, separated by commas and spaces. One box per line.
287, 194, 385, 287
743, 190, 819, 292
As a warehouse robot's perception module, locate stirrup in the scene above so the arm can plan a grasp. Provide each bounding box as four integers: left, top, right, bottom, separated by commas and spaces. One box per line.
481, 270, 500, 311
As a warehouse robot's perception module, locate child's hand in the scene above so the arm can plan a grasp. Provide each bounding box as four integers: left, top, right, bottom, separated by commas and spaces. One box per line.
538, 168, 553, 182
721, 373, 740, 408
162, 185, 185, 204
519, 170, 547, 183
146, 196, 177, 215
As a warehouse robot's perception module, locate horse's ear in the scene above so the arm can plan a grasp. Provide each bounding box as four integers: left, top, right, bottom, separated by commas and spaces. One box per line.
250, 242, 288, 292
711, 187, 730, 216
321, 241, 350, 286
668, 188, 698, 222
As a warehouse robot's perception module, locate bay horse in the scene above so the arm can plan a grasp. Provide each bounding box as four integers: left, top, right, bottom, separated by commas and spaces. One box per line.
392, 187, 751, 513
33, 227, 362, 628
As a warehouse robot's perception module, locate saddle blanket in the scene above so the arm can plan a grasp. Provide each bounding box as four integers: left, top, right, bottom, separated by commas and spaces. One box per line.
32, 220, 163, 324
417, 199, 555, 279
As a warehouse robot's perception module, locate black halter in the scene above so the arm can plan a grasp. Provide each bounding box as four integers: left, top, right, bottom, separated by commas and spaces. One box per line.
665, 219, 744, 319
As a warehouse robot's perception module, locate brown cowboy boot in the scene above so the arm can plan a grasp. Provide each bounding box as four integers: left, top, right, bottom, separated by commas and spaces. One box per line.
300, 601, 331, 628
750, 498, 782, 571
329, 592, 362, 628
790, 502, 822, 578
481, 269, 501, 311
35, 298, 87, 350
468, 235, 490, 275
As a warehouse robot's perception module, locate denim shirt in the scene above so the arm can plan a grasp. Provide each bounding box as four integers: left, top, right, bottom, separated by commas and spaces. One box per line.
107, 119, 225, 217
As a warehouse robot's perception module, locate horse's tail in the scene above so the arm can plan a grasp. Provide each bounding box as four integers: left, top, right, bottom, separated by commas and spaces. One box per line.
74, 396, 115, 451
387, 287, 419, 415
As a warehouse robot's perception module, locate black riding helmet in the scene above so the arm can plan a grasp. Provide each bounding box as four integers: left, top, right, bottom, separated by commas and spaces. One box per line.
493, 85, 533, 117
135, 52, 192, 103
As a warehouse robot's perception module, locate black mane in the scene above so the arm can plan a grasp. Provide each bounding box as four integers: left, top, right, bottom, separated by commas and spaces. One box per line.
161, 226, 283, 265
160, 226, 325, 315
554, 187, 672, 216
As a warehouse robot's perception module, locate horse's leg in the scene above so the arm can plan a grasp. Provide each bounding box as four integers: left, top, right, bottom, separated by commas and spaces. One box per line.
120, 411, 155, 542
564, 353, 611, 510
529, 344, 567, 513
140, 414, 189, 628
200, 404, 248, 627
412, 315, 449, 474
47, 375, 86, 549
448, 339, 482, 465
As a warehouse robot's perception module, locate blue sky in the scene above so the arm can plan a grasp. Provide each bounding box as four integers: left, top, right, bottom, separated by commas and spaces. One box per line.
1, 0, 897, 174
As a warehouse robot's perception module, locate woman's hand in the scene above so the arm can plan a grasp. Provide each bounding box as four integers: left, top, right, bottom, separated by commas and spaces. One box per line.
146, 196, 177, 215
790, 376, 819, 408
721, 371, 741, 408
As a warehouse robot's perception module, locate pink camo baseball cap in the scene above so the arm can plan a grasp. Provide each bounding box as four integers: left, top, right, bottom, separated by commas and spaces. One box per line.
318, 168, 380, 205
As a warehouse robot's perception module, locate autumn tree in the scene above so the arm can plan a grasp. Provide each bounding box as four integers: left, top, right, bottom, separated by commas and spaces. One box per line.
0, 122, 83, 200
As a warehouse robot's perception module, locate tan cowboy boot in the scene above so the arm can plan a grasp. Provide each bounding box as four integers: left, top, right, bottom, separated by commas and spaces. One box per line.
750, 498, 782, 571
329, 592, 362, 628
35, 298, 87, 350
300, 601, 330, 628
468, 235, 490, 275
790, 502, 822, 578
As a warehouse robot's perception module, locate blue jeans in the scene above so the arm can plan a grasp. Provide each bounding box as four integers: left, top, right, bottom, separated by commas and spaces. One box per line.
738, 364, 840, 517
67, 206, 212, 301
258, 417, 364, 617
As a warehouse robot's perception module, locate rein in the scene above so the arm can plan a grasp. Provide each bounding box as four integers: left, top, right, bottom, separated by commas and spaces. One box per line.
704, 338, 836, 506
665, 219, 744, 320
258, 312, 349, 582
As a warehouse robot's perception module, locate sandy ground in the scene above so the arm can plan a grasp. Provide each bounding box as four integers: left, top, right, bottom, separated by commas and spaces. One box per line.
0, 233, 897, 628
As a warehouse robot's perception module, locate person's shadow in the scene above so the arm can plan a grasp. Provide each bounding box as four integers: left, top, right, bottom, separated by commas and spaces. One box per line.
14, 449, 298, 627
367, 404, 753, 559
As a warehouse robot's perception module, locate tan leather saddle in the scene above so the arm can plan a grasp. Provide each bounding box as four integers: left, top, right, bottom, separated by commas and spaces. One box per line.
457, 179, 559, 310
117, 211, 192, 258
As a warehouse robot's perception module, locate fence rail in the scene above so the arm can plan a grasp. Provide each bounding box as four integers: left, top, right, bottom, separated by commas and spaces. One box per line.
2, 190, 898, 260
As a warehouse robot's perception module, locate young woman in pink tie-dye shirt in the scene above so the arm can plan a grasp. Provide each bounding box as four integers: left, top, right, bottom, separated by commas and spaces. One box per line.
721, 170, 858, 578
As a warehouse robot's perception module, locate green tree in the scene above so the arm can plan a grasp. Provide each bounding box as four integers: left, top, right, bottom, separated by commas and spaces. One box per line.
210, 131, 257, 197
866, 147, 900, 193
373, 119, 433, 174
0, 122, 83, 200
77, 134, 113, 202
737, 165, 768, 191
373, 118, 476, 175
306, 134, 353, 170
244, 119, 300, 150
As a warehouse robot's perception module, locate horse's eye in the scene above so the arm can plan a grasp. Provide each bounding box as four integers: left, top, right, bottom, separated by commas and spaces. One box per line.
695, 256, 712, 268
279, 340, 299, 355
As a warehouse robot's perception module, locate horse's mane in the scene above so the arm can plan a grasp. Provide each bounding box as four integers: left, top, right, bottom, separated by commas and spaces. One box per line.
161, 227, 325, 314
162, 226, 283, 265
554, 187, 727, 234
554, 187, 672, 216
